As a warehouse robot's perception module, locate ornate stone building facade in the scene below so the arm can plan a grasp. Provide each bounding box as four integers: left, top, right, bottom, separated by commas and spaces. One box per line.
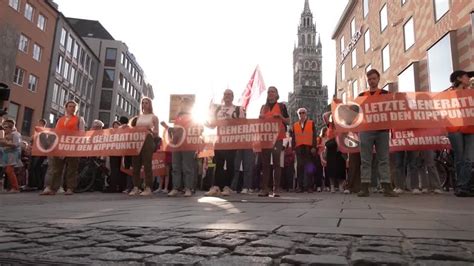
288, 0, 328, 129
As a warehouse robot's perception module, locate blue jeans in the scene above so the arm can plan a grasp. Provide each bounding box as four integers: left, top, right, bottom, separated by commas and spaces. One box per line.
172, 151, 195, 190
359, 130, 390, 184
448, 132, 474, 192
419, 150, 441, 190
231, 149, 255, 190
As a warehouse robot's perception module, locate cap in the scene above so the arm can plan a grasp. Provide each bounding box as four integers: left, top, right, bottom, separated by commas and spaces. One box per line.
450, 70, 474, 83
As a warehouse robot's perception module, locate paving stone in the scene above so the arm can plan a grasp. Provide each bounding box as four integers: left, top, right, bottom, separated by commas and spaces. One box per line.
410, 244, 466, 253
44, 246, 115, 257
409, 238, 459, 246
409, 249, 474, 262
295, 245, 348, 256
37, 228, 70, 235
135, 234, 169, 243
14, 227, 51, 234
413, 260, 474, 266
93, 251, 152, 261
0, 231, 20, 237
203, 236, 247, 249
224, 232, 260, 241
51, 239, 98, 249
316, 233, 355, 241
353, 245, 402, 254
126, 245, 182, 254
0, 242, 35, 251
250, 238, 295, 249
69, 230, 112, 239
308, 238, 351, 248
276, 232, 311, 243
459, 242, 474, 253
89, 233, 129, 243
358, 239, 401, 247
183, 230, 223, 240
174, 228, 205, 233
14, 245, 63, 254
157, 237, 200, 248
35, 235, 79, 244
281, 254, 348, 265
23, 232, 56, 239
6, 223, 41, 229
0, 237, 24, 243
122, 228, 155, 237
201, 255, 273, 265
144, 253, 205, 265
96, 240, 146, 249
233, 246, 287, 258
361, 235, 403, 242
351, 251, 409, 266
180, 246, 228, 257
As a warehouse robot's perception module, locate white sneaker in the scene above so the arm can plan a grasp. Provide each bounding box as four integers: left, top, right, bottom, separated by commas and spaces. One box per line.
412, 188, 421, 195
316, 187, 322, 192
205, 186, 221, 196
153, 188, 161, 194
330, 188, 336, 193
221, 186, 233, 196
343, 189, 350, 194
421, 188, 429, 194
433, 189, 443, 194
57, 187, 65, 194
184, 189, 192, 197
248, 189, 254, 193
128, 187, 140, 196
241, 188, 249, 194
162, 189, 169, 194
168, 189, 179, 197
140, 187, 152, 196
394, 188, 404, 194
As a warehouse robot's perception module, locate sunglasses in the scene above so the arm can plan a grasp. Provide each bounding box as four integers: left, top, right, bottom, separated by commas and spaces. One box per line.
298, 112, 306, 114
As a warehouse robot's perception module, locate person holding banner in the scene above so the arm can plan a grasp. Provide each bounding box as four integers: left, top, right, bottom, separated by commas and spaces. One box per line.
258, 86, 290, 197
128, 97, 159, 196
357, 69, 397, 197
291, 107, 317, 193
205, 89, 244, 197
40, 101, 85, 196
447, 70, 474, 197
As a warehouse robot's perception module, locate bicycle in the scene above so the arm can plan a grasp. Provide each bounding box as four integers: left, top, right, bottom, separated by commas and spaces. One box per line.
435, 149, 455, 191
75, 157, 110, 193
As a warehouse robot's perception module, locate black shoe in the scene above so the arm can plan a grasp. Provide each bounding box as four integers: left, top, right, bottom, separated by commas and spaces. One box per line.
357, 183, 370, 197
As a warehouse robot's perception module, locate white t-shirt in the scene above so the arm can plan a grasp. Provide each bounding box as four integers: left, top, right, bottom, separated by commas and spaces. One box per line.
216, 105, 245, 120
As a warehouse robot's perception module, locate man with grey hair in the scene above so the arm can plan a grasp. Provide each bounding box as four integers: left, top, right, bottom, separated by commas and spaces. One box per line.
291, 107, 317, 193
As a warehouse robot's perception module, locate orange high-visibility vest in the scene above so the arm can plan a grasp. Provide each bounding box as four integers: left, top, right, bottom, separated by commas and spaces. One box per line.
293, 120, 314, 147
56, 115, 79, 131
358, 88, 388, 97
262, 103, 286, 140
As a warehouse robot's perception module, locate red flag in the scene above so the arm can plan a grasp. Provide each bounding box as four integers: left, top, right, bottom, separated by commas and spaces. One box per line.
240, 65, 266, 109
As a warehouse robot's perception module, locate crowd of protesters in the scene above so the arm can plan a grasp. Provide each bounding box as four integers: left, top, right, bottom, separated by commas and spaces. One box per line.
0, 69, 473, 197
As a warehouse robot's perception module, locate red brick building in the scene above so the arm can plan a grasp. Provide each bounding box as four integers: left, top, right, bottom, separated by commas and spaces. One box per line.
332, 0, 473, 102
0, 0, 58, 136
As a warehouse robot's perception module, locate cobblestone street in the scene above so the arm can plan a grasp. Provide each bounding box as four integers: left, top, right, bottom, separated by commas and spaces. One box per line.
0, 192, 473, 265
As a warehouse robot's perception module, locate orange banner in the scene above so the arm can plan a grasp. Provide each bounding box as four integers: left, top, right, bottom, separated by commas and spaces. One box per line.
336, 128, 451, 153
163, 118, 280, 151
31, 127, 149, 157
120, 152, 167, 177
331, 89, 474, 132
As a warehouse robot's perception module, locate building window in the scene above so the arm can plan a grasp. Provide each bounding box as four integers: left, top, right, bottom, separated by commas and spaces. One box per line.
398, 64, 416, 92
351, 80, 358, 99
99, 90, 113, 110
37, 14, 46, 31
32, 43, 42, 62
69, 67, 76, 84
21, 107, 33, 135
364, 29, 370, 52
105, 48, 117, 67
73, 43, 79, 60
63, 61, 70, 80
7, 102, 20, 123
434, 0, 449, 22
98, 112, 110, 128
382, 44, 390, 72
341, 63, 345, 81
79, 48, 85, 67
102, 69, 115, 88
380, 4, 388, 32
60, 28, 67, 47
75, 73, 82, 92
121, 52, 125, 65
56, 55, 63, 74
427, 33, 453, 92
85, 55, 91, 75
9, 0, 20, 11
340, 36, 344, 53
363, 0, 369, 18
350, 18, 356, 37
28, 74, 38, 92
66, 35, 73, 53
351, 49, 357, 68
13, 67, 25, 86
81, 76, 87, 96
52, 83, 59, 103
18, 34, 29, 53
24, 3, 34, 21
60, 88, 66, 105
403, 17, 415, 50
